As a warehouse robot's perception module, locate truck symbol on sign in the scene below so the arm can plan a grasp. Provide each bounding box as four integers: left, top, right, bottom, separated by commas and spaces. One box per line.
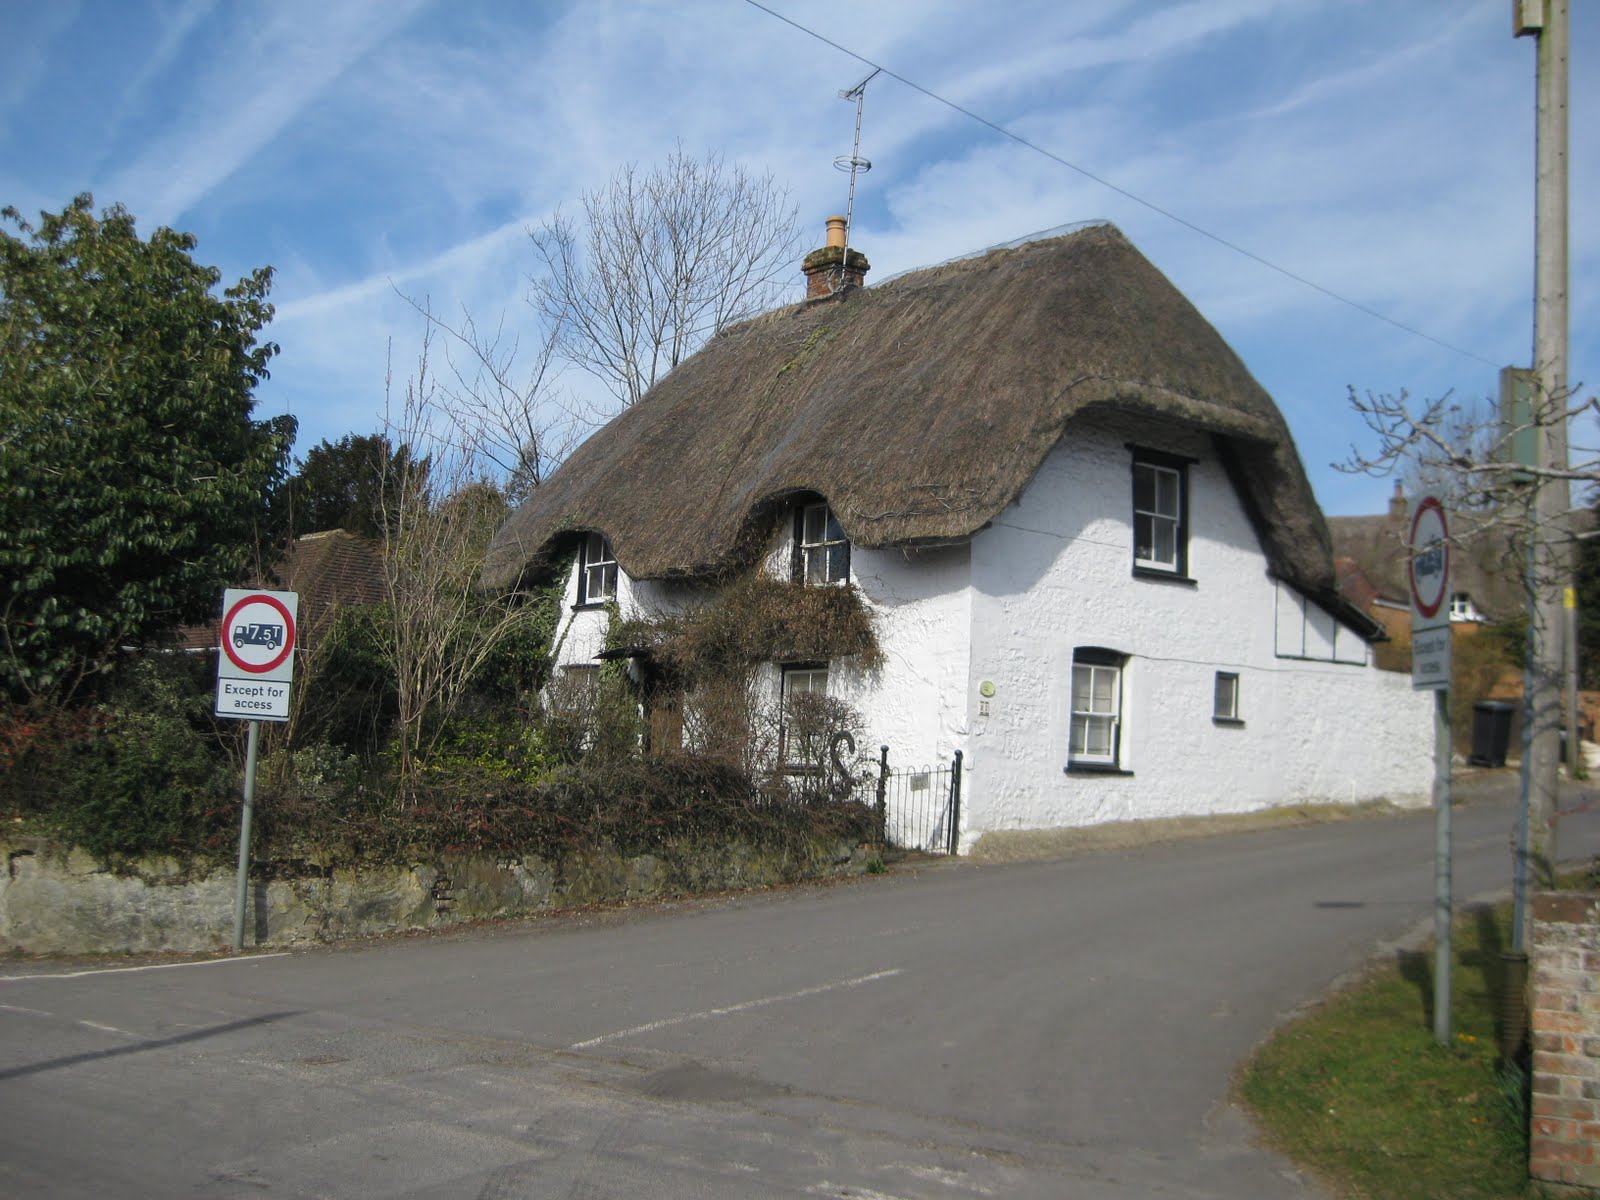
1415, 541, 1444, 580
232, 623, 284, 651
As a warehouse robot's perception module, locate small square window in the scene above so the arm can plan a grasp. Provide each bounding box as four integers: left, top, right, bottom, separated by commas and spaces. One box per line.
795, 501, 850, 586
578, 533, 617, 604
1213, 672, 1241, 723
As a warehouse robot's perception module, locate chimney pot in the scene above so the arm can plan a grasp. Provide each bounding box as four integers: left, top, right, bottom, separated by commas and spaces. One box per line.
801, 215, 870, 299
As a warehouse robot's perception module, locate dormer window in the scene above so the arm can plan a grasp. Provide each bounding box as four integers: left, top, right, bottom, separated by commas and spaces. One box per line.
794, 501, 850, 586
1130, 446, 1193, 580
1449, 592, 1481, 623
577, 533, 617, 605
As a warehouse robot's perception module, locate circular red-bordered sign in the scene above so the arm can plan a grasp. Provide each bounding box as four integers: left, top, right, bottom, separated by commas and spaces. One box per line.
220, 593, 296, 674
1408, 496, 1451, 620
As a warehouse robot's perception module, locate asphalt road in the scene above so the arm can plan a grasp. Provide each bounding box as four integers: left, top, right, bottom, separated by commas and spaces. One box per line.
2, 774, 1597, 1199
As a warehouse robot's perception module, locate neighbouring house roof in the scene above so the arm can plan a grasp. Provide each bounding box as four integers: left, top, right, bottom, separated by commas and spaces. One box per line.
485, 222, 1337, 605
178, 529, 385, 651
1328, 488, 1526, 623
1334, 556, 1384, 615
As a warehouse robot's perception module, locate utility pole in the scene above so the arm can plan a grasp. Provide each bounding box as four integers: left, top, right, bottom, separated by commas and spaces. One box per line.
1513, 0, 1568, 952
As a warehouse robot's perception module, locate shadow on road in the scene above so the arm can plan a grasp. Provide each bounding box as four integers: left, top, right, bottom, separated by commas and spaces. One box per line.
0, 1011, 302, 1082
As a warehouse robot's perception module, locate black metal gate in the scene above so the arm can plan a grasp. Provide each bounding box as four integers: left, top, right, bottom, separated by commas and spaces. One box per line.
861, 747, 964, 855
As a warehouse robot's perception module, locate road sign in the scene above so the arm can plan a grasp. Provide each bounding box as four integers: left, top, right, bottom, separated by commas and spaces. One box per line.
1408, 495, 1451, 631
1409, 496, 1452, 692
1412, 624, 1452, 692
215, 588, 298, 721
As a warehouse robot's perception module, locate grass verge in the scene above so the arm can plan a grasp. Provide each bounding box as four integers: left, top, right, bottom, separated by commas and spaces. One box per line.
1239, 901, 1534, 1200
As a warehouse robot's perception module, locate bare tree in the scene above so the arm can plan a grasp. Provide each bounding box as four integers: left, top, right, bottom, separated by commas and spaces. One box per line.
1341, 384, 1598, 513
530, 144, 801, 411
376, 331, 544, 794
401, 294, 579, 505
1340, 379, 1598, 899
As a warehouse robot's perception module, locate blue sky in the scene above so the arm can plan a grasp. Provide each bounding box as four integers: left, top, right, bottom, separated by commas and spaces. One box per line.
4, 0, 1595, 516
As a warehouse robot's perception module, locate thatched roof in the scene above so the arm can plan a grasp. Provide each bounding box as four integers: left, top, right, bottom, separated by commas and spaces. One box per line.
486, 223, 1335, 599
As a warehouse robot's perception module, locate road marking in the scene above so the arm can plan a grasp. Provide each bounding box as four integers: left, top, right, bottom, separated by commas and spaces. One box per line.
78, 1020, 136, 1037
570, 968, 904, 1050
0, 953, 289, 982
0, 1003, 54, 1018
2, 1003, 136, 1037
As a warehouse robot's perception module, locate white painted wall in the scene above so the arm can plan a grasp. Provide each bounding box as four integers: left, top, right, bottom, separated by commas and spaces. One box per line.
958, 410, 1432, 845
836, 542, 972, 772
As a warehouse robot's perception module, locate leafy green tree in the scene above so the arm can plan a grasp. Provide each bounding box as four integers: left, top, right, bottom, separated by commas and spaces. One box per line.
284, 433, 428, 538
0, 194, 292, 703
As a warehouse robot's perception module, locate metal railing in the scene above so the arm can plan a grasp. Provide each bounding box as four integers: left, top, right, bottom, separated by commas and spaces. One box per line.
861, 745, 963, 855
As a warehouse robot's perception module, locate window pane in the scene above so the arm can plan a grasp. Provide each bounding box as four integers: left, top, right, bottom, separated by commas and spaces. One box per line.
1134, 514, 1155, 562
1154, 468, 1179, 517
804, 548, 826, 585
1083, 715, 1113, 757
803, 504, 825, 544
1090, 667, 1115, 713
1072, 665, 1092, 712
1151, 518, 1176, 566
826, 543, 848, 583
1133, 465, 1156, 512
1214, 672, 1238, 719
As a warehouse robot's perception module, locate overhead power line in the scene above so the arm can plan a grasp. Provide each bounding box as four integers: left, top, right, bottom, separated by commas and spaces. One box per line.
742, 0, 1501, 370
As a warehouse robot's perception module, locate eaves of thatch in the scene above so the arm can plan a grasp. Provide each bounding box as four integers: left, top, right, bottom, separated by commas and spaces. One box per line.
485, 222, 1336, 604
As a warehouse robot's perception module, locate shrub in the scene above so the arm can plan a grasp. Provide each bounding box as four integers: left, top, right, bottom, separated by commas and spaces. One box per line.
3, 656, 237, 862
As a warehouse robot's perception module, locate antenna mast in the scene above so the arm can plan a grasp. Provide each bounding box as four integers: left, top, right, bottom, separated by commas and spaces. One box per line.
833, 68, 880, 288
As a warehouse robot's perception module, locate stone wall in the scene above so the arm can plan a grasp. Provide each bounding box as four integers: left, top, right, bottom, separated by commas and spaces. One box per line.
1531, 891, 1600, 1193
0, 836, 870, 957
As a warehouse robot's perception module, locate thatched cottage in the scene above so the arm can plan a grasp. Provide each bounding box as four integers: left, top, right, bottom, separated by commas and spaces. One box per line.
486, 220, 1431, 849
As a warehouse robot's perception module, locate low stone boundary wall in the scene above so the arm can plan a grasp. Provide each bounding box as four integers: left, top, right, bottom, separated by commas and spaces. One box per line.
0, 837, 870, 956
1531, 891, 1600, 1193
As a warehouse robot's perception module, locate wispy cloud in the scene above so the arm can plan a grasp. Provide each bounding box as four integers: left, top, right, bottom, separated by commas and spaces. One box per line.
0, 1, 81, 122
3, 0, 1592, 519
104, 0, 430, 227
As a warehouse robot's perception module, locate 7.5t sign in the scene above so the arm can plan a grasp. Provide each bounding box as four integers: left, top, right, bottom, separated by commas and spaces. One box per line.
214, 588, 298, 721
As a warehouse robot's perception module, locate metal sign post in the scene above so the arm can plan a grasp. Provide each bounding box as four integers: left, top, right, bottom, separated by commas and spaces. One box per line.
213, 588, 298, 952
1409, 495, 1453, 1045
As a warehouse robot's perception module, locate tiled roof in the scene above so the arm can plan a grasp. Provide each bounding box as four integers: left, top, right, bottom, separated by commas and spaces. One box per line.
178, 529, 385, 652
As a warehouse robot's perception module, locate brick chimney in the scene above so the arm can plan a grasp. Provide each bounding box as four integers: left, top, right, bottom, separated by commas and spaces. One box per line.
1388, 480, 1407, 521
801, 215, 869, 299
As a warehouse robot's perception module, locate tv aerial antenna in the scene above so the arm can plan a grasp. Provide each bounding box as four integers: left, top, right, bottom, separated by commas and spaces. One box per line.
833, 68, 880, 284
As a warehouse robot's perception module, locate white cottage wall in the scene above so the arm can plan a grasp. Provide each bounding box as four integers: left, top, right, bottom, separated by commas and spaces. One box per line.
836, 542, 973, 772
547, 550, 623, 670
962, 411, 1431, 843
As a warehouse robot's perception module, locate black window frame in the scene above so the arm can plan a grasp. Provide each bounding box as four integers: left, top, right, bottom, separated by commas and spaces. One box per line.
792, 500, 851, 587
1129, 445, 1195, 583
576, 532, 618, 607
1066, 646, 1132, 774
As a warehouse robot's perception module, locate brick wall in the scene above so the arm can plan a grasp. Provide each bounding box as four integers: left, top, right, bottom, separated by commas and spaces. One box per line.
1531, 891, 1600, 1192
